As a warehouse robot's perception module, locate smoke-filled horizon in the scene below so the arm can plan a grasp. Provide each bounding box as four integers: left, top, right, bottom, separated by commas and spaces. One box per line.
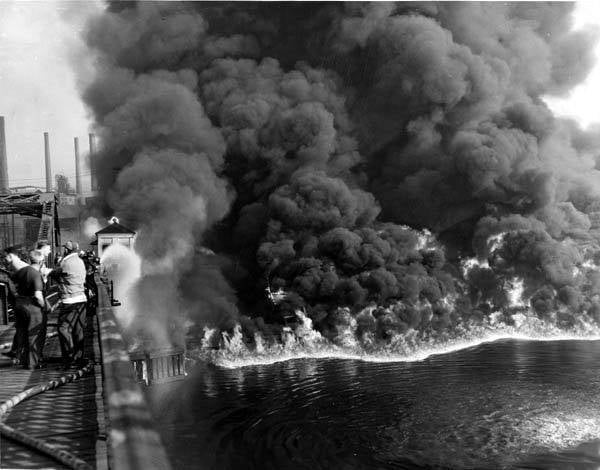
81, 2, 600, 348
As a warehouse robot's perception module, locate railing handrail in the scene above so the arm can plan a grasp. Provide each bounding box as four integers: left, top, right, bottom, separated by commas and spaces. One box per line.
96, 276, 172, 470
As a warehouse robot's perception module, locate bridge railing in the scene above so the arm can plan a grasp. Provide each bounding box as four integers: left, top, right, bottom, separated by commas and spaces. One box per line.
96, 277, 172, 470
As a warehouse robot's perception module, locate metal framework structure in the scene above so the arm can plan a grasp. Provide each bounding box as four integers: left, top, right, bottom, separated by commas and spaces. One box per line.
0, 192, 60, 252
0, 192, 60, 325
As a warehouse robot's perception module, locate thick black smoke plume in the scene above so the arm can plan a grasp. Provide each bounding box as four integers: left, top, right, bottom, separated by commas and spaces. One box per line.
82, 2, 600, 348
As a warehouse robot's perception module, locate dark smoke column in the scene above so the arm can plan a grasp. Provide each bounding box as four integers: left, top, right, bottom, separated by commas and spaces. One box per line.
81, 3, 240, 346
79, 2, 600, 345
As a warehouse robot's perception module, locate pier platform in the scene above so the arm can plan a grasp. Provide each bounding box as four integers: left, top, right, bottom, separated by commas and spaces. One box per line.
0, 277, 171, 470
0, 309, 107, 469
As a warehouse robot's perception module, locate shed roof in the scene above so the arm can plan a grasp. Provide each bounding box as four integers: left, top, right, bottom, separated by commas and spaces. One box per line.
96, 221, 136, 235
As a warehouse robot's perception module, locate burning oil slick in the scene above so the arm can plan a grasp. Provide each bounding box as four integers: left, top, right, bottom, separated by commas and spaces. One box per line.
81, 3, 600, 360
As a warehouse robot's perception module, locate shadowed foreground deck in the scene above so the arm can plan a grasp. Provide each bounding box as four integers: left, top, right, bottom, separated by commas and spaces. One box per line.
0, 277, 172, 470
0, 310, 108, 469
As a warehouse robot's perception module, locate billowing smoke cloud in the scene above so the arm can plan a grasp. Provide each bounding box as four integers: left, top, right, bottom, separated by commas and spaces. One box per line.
83, 3, 237, 347
99, 243, 141, 327
82, 216, 102, 240
81, 2, 600, 350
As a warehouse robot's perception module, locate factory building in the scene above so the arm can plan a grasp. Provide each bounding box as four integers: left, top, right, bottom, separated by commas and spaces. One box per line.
0, 116, 98, 251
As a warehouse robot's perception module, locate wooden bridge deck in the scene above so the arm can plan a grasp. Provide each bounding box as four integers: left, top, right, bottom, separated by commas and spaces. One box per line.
0, 310, 108, 469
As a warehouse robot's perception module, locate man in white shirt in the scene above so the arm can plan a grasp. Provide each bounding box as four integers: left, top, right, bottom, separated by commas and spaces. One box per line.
49, 241, 87, 367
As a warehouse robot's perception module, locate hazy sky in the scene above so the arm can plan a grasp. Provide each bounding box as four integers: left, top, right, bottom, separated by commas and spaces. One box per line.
0, 0, 100, 192
0, 1, 598, 194
544, 1, 600, 128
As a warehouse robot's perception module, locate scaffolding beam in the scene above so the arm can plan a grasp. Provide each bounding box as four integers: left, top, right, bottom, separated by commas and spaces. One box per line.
0, 192, 59, 254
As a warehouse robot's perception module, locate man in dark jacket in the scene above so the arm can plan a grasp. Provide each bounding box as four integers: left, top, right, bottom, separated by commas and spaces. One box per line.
0, 265, 17, 359
4, 247, 46, 369
82, 251, 99, 311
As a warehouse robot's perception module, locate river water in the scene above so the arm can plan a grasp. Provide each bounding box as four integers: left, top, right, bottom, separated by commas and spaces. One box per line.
146, 339, 600, 469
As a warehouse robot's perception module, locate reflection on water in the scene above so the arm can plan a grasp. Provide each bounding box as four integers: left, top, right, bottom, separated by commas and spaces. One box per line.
147, 339, 600, 469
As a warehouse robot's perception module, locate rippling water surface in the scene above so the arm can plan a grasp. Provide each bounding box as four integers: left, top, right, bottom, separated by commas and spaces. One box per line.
147, 339, 600, 469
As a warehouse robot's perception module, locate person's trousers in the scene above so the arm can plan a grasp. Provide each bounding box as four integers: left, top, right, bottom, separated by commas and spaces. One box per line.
57, 302, 87, 363
85, 276, 98, 310
14, 298, 46, 369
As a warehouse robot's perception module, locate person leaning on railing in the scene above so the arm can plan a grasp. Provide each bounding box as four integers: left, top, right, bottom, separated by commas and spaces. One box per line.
45, 241, 88, 369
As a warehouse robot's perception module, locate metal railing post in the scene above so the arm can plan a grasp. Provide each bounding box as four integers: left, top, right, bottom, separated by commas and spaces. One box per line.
109, 280, 121, 307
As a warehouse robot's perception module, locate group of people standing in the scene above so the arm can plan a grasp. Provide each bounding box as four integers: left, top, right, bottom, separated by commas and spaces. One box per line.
2, 240, 93, 370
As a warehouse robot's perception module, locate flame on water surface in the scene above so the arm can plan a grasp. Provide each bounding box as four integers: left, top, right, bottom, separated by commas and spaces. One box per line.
487, 232, 506, 254
582, 259, 597, 270
265, 286, 288, 304
190, 308, 600, 369
416, 228, 433, 251
189, 229, 600, 370
506, 277, 526, 308
460, 232, 508, 278
460, 257, 490, 277
188, 231, 600, 370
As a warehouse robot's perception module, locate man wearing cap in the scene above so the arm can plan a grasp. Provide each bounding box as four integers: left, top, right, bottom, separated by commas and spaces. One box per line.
49, 241, 87, 367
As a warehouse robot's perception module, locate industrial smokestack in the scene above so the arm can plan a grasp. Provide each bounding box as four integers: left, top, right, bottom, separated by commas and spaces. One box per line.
89, 133, 97, 192
0, 117, 9, 194
44, 132, 52, 193
74, 137, 82, 197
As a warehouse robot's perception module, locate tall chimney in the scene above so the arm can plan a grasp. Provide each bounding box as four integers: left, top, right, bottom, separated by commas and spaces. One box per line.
0, 117, 9, 193
44, 132, 52, 193
89, 133, 97, 192
74, 137, 82, 197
